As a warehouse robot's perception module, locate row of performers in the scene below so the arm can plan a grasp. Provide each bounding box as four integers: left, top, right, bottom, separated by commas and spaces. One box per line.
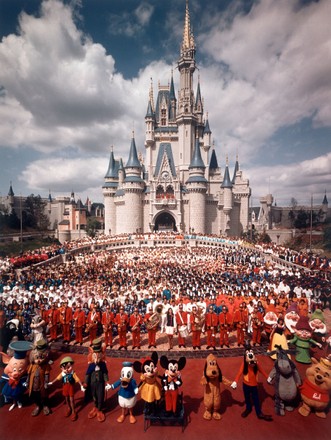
40, 301, 329, 353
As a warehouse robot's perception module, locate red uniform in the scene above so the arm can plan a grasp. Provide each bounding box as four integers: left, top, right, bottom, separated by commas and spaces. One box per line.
47, 306, 59, 341
144, 312, 158, 348
190, 309, 204, 349
175, 310, 189, 347
102, 309, 114, 347
129, 312, 142, 348
86, 309, 101, 344
233, 307, 248, 346
251, 310, 264, 345
205, 311, 219, 348
73, 308, 86, 344
115, 311, 129, 349
58, 305, 73, 343
219, 310, 232, 347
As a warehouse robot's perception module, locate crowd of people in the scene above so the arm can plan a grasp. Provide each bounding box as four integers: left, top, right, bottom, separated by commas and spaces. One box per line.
0, 233, 330, 353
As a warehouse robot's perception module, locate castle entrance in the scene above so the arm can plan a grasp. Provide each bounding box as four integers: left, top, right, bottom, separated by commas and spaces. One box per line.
154, 212, 177, 232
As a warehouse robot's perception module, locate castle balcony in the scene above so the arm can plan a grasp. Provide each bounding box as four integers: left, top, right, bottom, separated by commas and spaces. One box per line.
153, 196, 177, 209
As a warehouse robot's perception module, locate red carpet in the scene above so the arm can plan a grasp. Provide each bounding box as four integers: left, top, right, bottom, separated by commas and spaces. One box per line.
1, 351, 330, 440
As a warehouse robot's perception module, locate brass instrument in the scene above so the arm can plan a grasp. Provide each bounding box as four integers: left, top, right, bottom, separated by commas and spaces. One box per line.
146, 305, 162, 330
193, 307, 205, 331
131, 315, 141, 332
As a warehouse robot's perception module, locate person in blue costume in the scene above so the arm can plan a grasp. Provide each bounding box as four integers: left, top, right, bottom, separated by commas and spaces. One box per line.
107, 361, 138, 424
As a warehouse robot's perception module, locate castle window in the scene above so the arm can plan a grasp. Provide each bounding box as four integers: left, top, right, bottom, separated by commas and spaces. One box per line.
161, 108, 167, 126
166, 185, 174, 199
156, 185, 165, 199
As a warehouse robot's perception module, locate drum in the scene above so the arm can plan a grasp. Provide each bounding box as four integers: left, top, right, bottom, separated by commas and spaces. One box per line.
179, 325, 189, 338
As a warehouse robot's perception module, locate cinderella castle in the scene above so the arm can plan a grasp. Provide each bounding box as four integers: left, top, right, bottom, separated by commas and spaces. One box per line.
103, 1, 251, 237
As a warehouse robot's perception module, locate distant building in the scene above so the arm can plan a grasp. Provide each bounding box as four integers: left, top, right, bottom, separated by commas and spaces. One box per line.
251, 192, 330, 244
103, 2, 251, 236
0, 185, 104, 243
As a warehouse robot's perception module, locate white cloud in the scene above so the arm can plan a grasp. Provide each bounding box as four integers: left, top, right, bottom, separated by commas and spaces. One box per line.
0, 0, 330, 205
198, 0, 331, 162
248, 152, 331, 205
135, 3, 154, 27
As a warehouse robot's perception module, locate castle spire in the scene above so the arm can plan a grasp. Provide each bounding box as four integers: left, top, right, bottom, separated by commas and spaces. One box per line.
182, 0, 195, 54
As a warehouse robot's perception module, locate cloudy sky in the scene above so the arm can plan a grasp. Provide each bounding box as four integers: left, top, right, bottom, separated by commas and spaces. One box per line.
0, 0, 330, 207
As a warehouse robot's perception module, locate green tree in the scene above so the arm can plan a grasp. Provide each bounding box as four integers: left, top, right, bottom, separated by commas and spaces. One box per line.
24, 194, 50, 231
86, 218, 101, 238
294, 209, 308, 229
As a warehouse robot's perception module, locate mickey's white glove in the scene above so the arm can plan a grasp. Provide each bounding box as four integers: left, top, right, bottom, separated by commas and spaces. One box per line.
105, 384, 112, 392
231, 381, 237, 389
163, 385, 168, 391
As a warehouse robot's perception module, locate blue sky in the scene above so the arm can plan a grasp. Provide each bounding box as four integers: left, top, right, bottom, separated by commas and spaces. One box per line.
0, 0, 330, 207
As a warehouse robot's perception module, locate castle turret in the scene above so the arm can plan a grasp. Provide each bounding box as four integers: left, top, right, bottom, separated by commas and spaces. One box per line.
103, 148, 119, 235
221, 159, 233, 234
120, 135, 145, 234
186, 137, 207, 234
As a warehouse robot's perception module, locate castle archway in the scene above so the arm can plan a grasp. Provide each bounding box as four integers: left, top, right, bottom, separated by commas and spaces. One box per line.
154, 212, 177, 232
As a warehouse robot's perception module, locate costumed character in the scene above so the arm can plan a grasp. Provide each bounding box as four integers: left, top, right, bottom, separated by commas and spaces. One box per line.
231, 342, 272, 421
48, 355, 85, 421
30, 313, 46, 345
0, 318, 24, 355
84, 338, 109, 422
284, 303, 300, 337
106, 361, 138, 424
200, 353, 232, 420
133, 351, 162, 415
160, 355, 186, 416
309, 309, 329, 359
27, 339, 52, 416
299, 356, 331, 418
0, 340, 33, 410
267, 345, 301, 416
289, 315, 322, 364
263, 306, 278, 341
268, 317, 290, 360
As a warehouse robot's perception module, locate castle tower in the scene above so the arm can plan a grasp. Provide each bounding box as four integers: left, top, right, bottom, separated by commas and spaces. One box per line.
119, 135, 144, 234
103, 148, 119, 235
221, 159, 233, 234
186, 137, 207, 234
176, 0, 197, 171
102, 0, 250, 237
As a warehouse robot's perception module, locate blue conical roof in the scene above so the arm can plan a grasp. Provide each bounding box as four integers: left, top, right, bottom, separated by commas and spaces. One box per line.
209, 149, 218, 170
145, 100, 154, 118
8, 183, 14, 197
105, 150, 118, 178
221, 164, 233, 188
232, 158, 239, 183
126, 137, 141, 168
203, 118, 211, 135
189, 138, 205, 169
